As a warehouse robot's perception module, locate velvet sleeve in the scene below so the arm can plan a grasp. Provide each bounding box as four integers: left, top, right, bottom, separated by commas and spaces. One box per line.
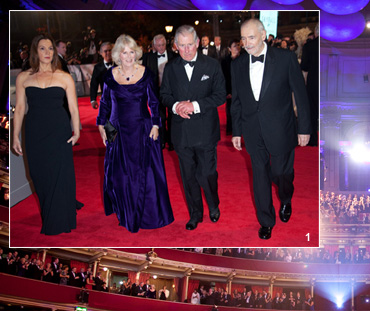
146, 73, 161, 127
96, 81, 112, 126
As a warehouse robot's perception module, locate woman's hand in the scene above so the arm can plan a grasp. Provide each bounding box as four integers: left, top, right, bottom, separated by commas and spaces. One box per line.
67, 133, 80, 146
13, 138, 23, 156
149, 126, 159, 141
98, 125, 107, 146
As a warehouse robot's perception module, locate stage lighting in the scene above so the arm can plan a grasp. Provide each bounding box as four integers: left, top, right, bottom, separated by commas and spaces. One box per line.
349, 144, 370, 163
336, 295, 344, 308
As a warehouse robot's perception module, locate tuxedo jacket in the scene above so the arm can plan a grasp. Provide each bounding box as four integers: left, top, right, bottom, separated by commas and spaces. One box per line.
199, 45, 217, 59
58, 55, 70, 74
69, 271, 79, 287
90, 61, 110, 101
160, 53, 226, 148
142, 49, 177, 92
301, 37, 319, 101
231, 46, 311, 156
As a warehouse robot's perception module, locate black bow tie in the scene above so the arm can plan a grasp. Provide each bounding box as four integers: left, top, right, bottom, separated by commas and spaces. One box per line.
182, 60, 195, 67
202, 46, 208, 50
105, 62, 113, 66
157, 53, 165, 58
251, 54, 264, 63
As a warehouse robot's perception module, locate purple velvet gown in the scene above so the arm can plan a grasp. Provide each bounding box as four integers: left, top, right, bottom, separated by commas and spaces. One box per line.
96, 67, 174, 233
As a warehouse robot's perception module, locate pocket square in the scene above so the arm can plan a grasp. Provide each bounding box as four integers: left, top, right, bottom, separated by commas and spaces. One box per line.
201, 74, 209, 81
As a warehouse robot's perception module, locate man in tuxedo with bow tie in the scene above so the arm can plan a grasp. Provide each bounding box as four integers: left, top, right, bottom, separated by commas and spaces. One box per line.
143, 34, 177, 150
199, 35, 217, 59
231, 19, 311, 240
90, 42, 113, 109
161, 25, 226, 230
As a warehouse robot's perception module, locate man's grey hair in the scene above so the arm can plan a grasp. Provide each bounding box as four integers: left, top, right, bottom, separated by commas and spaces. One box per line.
241, 18, 266, 33
174, 25, 199, 44
100, 41, 112, 52
153, 34, 166, 45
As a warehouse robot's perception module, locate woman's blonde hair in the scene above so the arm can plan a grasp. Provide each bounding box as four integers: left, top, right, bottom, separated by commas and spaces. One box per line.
112, 34, 142, 65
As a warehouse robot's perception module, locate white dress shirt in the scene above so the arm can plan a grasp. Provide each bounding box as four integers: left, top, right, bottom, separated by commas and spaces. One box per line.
249, 42, 267, 101
172, 52, 200, 115
157, 50, 168, 86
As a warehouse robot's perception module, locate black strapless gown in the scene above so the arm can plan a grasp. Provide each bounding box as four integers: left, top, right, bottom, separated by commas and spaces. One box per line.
24, 86, 83, 235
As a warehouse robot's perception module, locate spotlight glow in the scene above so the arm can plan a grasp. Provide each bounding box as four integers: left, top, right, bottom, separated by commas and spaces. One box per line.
349, 144, 370, 163
336, 295, 344, 308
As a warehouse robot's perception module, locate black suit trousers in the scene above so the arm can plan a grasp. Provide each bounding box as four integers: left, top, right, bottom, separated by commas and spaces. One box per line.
175, 143, 219, 220
249, 141, 295, 228
158, 102, 172, 146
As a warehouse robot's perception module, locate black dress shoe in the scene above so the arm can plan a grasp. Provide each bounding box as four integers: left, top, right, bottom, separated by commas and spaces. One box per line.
186, 218, 203, 230
258, 226, 272, 239
210, 208, 220, 223
279, 203, 292, 223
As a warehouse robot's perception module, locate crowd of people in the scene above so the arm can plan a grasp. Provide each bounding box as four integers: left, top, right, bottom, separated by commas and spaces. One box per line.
178, 247, 370, 264
0, 249, 172, 300
1, 248, 318, 309
11, 26, 104, 70
190, 286, 315, 310
320, 191, 370, 224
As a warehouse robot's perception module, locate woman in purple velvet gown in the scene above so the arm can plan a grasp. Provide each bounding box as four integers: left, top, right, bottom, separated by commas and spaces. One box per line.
97, 34, 174, 233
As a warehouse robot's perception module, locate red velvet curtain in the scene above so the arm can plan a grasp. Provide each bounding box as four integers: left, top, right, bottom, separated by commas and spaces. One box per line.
127, 271, 137, 284
44, 255, 53, 265
251, 285, 269, 293
272, 286, 283, 298
138, 272, 151, 284
324, 245, 339, 254
215, 282, 227, 291
174, 277, 180, 299
187, 279, 200, 301
231, 283, 247, 294
305, 288, 311, 299
70, 260, 89, 271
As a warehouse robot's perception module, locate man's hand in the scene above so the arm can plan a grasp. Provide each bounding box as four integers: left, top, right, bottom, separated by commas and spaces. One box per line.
232, 136, 242, 151
91, 100, 99, 109
298, 134, 310, 147
176, 100, 193, 119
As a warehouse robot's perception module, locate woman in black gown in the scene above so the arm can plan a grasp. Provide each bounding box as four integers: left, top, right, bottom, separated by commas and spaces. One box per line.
97, 34, 174, 233
12, 34, 83, 235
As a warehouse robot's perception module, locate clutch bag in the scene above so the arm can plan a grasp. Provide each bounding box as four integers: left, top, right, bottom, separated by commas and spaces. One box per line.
104, 120, 118, 143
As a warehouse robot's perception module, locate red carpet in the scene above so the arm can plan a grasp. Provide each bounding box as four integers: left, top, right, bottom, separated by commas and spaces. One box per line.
10, 97, 319, 247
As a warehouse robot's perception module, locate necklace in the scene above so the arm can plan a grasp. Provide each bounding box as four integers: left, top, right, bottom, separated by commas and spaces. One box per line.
118, 65, 138, 81
36, 71, 53, 88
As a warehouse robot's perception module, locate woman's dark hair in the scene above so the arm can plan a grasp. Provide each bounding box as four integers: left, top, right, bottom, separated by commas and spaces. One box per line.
228, 38, 240, 48
29, 33, 60, 74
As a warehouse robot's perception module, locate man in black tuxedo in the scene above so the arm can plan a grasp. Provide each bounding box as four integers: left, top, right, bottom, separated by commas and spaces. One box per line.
214, 36, 228, 62
90, 42, 113, 109
301, 23, 319, 146
199, 35, 217, 59
231, 19, 311, 239
51, 258, 60, 284
56, 40, 70, 74
161, 25, 226, 230
143, 34, 176, 150
77, 267, 87, 288
69, 267, 80, 287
